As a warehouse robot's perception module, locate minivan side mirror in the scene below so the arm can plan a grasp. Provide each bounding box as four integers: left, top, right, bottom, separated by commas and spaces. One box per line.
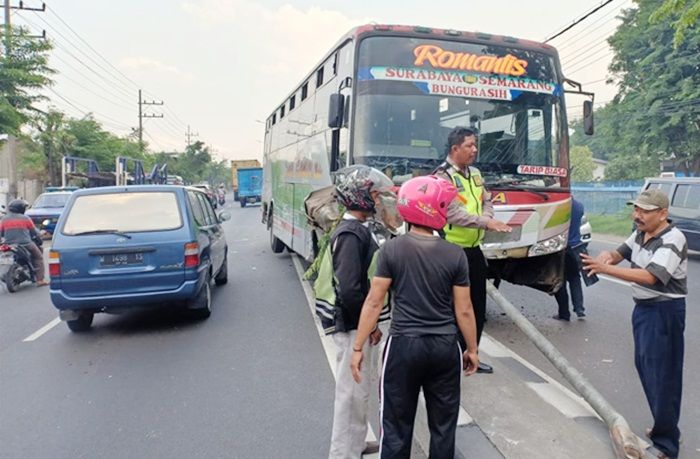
583, 100, 594, 135
218, 212, 231, 223
328, 93, 344, 129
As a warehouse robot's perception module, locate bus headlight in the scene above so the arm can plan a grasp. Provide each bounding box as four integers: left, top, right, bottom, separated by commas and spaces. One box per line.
528, 233, 567, 257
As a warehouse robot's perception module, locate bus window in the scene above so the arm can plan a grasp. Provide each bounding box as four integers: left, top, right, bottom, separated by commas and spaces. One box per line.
290, 95, 296, 111
301, 82, 308, 100
316, 67, 324, 88
280, 105, 285, 119
272, 113, 276, 125
332, 52, 338, 75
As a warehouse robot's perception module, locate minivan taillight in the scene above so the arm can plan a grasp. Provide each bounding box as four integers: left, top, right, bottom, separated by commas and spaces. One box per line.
184, 242, 200, 268
48, 250, 61, 277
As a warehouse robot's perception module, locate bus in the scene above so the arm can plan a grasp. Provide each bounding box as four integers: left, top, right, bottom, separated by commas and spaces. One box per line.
261, 24, 594, 291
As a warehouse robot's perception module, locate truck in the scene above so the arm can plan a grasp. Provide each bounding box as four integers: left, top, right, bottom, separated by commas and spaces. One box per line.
231, 159, 261, 201
237, 167, 263, 207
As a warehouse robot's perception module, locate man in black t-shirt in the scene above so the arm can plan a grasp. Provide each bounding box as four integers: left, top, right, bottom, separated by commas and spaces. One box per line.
351, 176, 479, 458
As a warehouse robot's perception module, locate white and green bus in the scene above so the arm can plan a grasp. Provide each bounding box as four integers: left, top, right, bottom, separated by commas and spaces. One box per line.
261, 24, 593, 291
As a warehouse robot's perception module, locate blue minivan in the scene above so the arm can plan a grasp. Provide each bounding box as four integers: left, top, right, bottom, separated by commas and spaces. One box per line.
49, 185, 230, 332
26, 191, 73, 237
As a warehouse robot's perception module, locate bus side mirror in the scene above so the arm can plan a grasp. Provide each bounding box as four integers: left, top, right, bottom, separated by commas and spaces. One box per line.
328, 93, 345, 129
583, 100, 594, 135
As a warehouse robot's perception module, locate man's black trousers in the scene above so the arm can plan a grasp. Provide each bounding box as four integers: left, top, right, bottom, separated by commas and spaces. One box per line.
458, 246, 487, 349
380, 334, 461, 459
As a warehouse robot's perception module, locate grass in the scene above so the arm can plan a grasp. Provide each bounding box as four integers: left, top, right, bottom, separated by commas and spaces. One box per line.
587, 212, 634, 237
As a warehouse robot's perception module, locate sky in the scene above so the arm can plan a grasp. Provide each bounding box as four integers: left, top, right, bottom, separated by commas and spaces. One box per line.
10, 0, 634, 162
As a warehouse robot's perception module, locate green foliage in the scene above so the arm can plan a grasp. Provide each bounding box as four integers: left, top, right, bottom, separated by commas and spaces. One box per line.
570, 145, 595, 181
607, 0, 700, 175
572, 0, 700, 179
587, 212, 634, 237
0, 26, 54, 134
64, 116, 143, 171
650, 0, 700, 47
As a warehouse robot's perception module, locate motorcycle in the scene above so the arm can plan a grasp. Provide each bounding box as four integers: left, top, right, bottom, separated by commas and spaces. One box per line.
0, 243, 39, 292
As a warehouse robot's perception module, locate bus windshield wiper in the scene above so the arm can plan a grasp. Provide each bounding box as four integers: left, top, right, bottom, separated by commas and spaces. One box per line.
72, 229, 132, 238
488, 183, 550, 201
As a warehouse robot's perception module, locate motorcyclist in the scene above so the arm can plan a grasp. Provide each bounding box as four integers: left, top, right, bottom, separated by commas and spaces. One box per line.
217, 184, 226, 204
0, 199, 48, 286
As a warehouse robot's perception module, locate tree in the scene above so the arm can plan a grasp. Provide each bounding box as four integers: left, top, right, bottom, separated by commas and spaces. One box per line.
168, 141, 212, 183
570, 145, 596, 182
606, 0, 700, 177
36, 110, 73, 186
650, 0, 700, 47
0, 26, 54, 134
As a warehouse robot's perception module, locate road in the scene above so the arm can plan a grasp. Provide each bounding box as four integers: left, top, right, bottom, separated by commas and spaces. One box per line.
0, 200, 339, 458
486, 238, 700, 458
1, 202, 697, 458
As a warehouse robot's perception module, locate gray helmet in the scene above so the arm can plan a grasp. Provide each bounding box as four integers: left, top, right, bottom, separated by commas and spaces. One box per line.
334, 165, 394, 212
7, 199, 28, 214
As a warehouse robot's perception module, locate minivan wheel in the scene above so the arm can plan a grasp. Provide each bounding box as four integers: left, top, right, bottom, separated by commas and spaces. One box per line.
188, 275, 212, 320
215, 255, 228, 286
66, 312, 94, 332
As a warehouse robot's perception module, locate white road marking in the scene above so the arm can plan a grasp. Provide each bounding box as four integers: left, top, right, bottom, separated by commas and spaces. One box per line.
290, 254, 379, 453
22, 317, 61, 342
479, 335, 600, 420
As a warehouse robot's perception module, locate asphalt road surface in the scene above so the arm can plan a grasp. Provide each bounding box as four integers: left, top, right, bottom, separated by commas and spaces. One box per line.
0, 200, 338, 458
1, 202, 696, 458
486, 238, 699, 459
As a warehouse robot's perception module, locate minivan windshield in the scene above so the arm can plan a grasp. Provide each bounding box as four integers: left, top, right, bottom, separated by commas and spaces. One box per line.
32, 193, 71, 209
62, 192, 182, 235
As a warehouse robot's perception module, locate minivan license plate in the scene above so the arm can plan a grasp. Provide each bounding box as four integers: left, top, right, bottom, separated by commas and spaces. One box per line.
100, 252, 144, 266
0, 254, 13, 265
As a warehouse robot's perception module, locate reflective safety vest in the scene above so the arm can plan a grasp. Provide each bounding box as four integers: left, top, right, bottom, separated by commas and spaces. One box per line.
443, 166, 485, 248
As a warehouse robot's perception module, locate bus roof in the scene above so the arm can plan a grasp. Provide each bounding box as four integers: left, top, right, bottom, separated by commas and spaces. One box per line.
268, 23, 560, 118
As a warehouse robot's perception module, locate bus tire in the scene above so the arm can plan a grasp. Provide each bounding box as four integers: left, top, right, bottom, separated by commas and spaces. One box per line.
269, 211, 285, 254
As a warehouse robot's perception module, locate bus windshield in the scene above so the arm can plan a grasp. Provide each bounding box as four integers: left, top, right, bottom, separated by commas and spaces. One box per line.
354, 36, 567, 188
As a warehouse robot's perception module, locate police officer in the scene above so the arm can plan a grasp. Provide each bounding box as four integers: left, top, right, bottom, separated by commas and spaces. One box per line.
434, 127, 511, 374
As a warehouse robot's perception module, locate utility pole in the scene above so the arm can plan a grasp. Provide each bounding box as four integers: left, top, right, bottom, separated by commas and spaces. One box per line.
137, 89, 163, 153
185, 125, 199, 149
3, 1, 46, 198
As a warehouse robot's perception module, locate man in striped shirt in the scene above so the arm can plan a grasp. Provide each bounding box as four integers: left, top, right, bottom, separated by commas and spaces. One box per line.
582, 189, 686, 459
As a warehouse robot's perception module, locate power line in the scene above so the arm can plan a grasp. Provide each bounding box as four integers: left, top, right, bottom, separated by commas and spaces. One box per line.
544, 0, 616, 43
20, 11, 136, 99
46, 87, 133, 131
552, 0, 631, 51
15, 11, 136, 102
560, 24, 619, 65
45, 4, 141, 92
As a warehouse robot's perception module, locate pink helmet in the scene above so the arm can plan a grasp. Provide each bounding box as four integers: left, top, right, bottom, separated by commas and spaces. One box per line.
397, 176, 458, 230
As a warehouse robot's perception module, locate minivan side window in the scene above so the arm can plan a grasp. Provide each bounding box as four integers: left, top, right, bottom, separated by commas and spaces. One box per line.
647, 182, 673, 197
197, 193, 216, 226
673, 184, 700, 210
187, 191, 207, 227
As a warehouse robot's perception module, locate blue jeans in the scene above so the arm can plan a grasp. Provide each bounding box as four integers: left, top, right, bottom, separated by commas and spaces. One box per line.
554, 247, 584, 319
633, 298, 685, 458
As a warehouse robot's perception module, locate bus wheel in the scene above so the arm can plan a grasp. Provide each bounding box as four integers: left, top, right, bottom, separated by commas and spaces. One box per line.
269, 211, 285, 254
